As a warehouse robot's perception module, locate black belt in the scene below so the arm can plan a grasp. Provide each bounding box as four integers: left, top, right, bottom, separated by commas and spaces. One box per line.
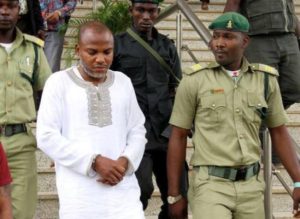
0, 124, 27, 137
195, 162, 260, 181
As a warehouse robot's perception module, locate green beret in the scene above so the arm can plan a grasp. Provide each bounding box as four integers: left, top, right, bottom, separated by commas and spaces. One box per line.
131, 0, 163, 4
209, 12, 249, 33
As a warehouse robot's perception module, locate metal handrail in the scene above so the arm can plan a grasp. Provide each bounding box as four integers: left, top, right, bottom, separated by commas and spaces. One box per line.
156, 0, 212, 45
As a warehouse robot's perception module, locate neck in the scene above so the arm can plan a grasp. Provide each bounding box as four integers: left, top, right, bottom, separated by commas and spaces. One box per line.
224, 58, 243, 71
0, 29, 15, 44
134, 25, 153, 41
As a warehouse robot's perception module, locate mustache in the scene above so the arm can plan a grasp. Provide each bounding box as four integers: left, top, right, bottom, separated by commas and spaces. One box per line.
94, 64, 108, 68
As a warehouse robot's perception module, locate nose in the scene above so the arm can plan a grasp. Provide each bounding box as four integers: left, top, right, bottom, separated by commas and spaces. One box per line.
0, 5, 9, 15
95, 53, 105, 64
142, 11, 151, 20
216, 38, 225, 48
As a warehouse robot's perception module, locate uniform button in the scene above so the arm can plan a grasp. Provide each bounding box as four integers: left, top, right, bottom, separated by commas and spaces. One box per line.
6, 81, 12, 86
7, 56, 11, 61
212, 104, 216, 107
234, 85, 237, 89
257, 103, 262, 107
236, 108, 240, 113
239, 134, 244, 139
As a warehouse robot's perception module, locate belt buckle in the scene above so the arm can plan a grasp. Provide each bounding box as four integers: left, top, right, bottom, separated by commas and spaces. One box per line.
235, 167, 247, 181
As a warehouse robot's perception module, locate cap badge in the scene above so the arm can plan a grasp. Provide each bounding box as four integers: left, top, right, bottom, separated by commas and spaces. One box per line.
226, 20, 233, 29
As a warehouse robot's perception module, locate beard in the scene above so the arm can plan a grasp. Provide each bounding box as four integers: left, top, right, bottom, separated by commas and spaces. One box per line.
79, 59, 107, 79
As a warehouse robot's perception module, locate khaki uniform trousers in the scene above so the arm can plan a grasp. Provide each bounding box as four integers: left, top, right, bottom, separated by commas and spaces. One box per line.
188, 166, 265, 219
1, 131, 37, 219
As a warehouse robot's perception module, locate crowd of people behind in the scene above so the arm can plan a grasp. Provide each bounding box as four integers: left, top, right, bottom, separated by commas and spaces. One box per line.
1, 0, 300, 219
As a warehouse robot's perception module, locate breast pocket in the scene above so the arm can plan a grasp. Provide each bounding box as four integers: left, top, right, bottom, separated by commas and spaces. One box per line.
245, 92, 268, 123
119, 56, 145, 85
199, 94, 227, 123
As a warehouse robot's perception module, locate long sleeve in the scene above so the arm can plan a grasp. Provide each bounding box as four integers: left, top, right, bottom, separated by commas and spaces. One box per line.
36, 74, 94, 176
121, 82, 147, 174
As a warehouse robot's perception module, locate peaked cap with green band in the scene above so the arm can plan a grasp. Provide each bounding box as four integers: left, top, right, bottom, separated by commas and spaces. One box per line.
131, 0, 163, 4
209, 12, 250, 33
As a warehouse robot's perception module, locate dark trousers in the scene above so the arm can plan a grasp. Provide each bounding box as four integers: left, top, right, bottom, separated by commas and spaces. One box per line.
245, 33, 300, 108
136, 149, 188, 219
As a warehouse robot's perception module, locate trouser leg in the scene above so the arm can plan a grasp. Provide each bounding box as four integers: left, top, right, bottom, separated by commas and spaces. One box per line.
135, 152, 154, 210
276, 34, 300, 108
1, 133, 37, 219
44, 31, 65, 73
245, 34, 300, 108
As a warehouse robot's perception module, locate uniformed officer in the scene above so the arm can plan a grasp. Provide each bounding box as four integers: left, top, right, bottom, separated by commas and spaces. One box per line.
167, 12, 300, 219
224, 0, 300, 109
110, 0, 188, 217
0, 0, 51, 218
224, 0, 300, 164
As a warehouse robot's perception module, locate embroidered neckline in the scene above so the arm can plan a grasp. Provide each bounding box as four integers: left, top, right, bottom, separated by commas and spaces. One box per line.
66, 67, 114, 127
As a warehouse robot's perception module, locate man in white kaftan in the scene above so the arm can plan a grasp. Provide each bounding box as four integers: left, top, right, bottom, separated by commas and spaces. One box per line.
36, 21, 146, 219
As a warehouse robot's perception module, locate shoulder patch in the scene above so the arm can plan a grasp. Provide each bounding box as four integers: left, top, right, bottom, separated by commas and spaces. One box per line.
183, 61, 220, 75
183, 63, 204, 75
251, 63, 278, 76
24, 34, 44, 47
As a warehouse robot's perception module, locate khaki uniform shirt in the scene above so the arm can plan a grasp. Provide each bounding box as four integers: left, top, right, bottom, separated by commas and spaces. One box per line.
170, 58, 287, 166
0, 28, 51, 124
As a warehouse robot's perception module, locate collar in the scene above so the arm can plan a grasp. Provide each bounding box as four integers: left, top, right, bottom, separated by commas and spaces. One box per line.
129, 25, 159, 42
208, 57, 254, 74
8, 28, 25, 54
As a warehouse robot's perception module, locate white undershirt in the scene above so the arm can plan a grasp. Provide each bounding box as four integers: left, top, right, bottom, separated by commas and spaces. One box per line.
226, 69, 240, 82
0, 43, 13, 52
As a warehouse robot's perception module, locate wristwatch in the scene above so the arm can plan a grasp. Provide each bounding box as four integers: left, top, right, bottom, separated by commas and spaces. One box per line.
167, 194, 183, 204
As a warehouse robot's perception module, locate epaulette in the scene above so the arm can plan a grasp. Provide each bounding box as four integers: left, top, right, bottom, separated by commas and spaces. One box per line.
183, 63, 204, 75
250, 63, 278, 76
24, 34, 44, 47
183, 61, 220, 75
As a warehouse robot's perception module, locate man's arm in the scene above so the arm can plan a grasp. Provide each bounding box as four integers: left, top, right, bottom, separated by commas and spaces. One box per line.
167, 126, 189, 219
269, 125, 300, 215
223, 0, 241, 12
0, 185, 12, 219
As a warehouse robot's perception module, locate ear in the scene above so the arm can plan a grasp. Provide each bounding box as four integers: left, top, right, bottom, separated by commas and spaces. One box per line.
242, 34, 250, 49
75, 44, 80, 56
208, 39, 212, 50
157, 7, 161, 15
129, 6, 133, 15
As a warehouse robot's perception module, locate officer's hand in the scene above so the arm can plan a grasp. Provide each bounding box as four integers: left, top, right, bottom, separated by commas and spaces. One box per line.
169, 197, 188, 219
293, 188, 300, 217
94, 155, 126, 186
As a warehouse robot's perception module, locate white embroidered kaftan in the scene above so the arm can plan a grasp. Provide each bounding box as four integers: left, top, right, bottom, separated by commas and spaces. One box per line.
37, 67, 146, 219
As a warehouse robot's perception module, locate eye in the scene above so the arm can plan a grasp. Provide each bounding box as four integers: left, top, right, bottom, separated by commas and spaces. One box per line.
148, 8, 157, 15
104, 49, 113, 55
212, 34, 218, 40
87, 49, 97, 55
136, 7, 145, 13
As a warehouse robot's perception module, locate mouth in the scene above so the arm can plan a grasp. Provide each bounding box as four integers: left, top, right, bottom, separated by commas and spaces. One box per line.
0, 19, 12, 24
214, 50, 227, 58
94, 66, 108, 72
140, 23, 152, 28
